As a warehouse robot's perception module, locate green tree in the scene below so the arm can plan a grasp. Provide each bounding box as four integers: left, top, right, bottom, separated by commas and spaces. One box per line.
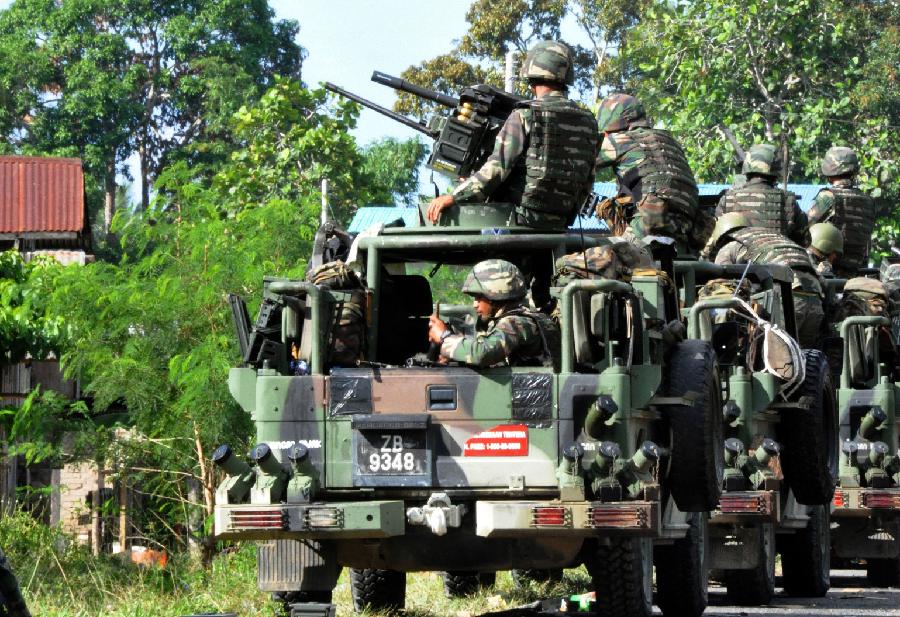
0, 0, 302, 230
357, 137, 428, 207
395, 0, 650, 118
628, 1, 900, 197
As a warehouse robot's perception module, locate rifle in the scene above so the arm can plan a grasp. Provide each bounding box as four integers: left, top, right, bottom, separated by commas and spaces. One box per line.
325, 71, 524, 178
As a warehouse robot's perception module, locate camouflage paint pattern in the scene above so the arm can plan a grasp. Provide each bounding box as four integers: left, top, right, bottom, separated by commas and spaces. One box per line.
808, 180, 875, 277
741, 143, 781, 177
461, 259, 527, 301
820, 146, 860, 177
594, 93, 650, 133
519, 40, 576, 85
440, 304, 556, 368
716, 177, 810, 246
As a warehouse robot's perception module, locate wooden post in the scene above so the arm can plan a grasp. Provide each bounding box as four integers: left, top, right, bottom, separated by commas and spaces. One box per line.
118, 476, 128, 552
91, 465, 104, 556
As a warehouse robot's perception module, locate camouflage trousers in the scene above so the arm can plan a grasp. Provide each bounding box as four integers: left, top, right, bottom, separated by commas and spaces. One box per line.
794, 292, 825, 350
0, 547, 30, 617
624, 199, 712, 256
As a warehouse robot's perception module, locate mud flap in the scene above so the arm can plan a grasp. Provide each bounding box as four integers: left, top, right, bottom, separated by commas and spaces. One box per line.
257, 539, 341, 593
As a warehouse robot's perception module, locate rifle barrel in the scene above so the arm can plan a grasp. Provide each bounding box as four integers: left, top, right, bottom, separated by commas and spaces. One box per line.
371, 71, 458, 108
324, 82, 439, 139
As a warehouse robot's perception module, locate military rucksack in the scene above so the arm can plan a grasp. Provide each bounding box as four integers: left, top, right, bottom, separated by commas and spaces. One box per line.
305, 261, 367, 367
553, 242, 651, 283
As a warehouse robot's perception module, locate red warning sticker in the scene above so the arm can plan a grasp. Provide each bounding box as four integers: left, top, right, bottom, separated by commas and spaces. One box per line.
463, 424, 529, 457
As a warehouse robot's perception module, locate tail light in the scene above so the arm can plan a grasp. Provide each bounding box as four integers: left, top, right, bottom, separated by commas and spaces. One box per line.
833, 490, 847, 508
718, 492, 774, 516
228, 508, 287, 531
586, 503, 652, 529
863, 492, 900, 510
531, 506, 570, 527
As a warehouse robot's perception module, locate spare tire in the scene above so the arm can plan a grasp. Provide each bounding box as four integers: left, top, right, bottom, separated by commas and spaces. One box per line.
665, 339, 725, 511
779, 349, 838, 505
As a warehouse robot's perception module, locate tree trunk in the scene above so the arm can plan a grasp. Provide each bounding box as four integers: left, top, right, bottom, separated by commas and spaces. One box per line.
92, 464, 105, 556
103, 159, 116, 235
118, 475, 128, 553
139, 133, 149, 212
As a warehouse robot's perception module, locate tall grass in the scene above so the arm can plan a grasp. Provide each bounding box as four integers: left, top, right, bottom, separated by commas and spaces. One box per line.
2, 512, 591, 616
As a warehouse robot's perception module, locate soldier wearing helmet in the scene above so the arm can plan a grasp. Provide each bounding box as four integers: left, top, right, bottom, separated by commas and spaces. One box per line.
807, 146, 875, 278
593, 93, 708, 253
427, 259, 560, 368
426, 41, 599, 231
705, 213, 825, 348
717, 144, 810, 246
808, 222, 844, 277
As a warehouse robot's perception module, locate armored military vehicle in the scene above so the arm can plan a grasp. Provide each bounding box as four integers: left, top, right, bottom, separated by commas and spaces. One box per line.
676, 261, 837, 604
829, 277, 900, 585
215, 204, 723, 617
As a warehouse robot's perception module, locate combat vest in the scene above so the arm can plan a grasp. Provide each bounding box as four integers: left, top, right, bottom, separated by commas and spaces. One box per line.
819, 184, 875, 274
729, 228, 822, 296
502, 305, 561, 370
500, 96, 598, 228
720, 179, 798, 236
616, 127, 699, 216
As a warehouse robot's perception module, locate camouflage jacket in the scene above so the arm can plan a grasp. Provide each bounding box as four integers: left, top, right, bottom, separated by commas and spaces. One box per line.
714, 229, 823, 296
440, 303, 559, 368
715, 177, 810, 246
452, 91, 597, 227
808, 248, 835, 278
808, 179, 875, 276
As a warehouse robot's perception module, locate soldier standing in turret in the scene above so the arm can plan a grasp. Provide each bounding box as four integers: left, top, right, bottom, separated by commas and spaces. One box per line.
807, 146, 876, 278
425, 41, 599, 231
717, 144, 809, 247
704, 213, 824, 348
427, 260, 560, 369
593, 94, 708, 253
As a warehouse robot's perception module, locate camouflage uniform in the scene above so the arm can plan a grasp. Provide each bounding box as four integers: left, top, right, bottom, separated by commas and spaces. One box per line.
808, 147, 875, 278
807, 222, 844, 278
713, 228, 824, 348
716, 144, 809, 246
0, 547, 31, 617
440, 260, 560, 368
452, 42, 599, 230
880, 258, 900, 344
835, 277, 899, 381
593, 94, 705, 252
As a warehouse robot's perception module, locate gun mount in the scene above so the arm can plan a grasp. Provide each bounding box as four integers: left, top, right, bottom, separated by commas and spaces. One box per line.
325, 71, 525, 179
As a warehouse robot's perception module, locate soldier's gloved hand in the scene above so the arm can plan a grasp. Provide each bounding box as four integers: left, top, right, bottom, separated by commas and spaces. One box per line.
428, 315, 450, 344
426, 194, 455, 223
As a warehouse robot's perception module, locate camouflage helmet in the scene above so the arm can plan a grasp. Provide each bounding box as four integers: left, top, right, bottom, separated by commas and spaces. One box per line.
742, 144, 782, 178
595, 93, 651, 133
844, 276, 887, 300
711, 212, 752, 242
821, 146, 859, 177
462, 259, 527, 302
809, 222, 844, 255
880, 258, 900, 283
520, 40, 575, 86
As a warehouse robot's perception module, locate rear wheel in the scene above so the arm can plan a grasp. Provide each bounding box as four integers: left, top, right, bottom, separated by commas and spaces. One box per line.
724, 523, 775, 606
442, 571, 496, 598
350, 568, 405, 613
867, 556, 900, 587
779, 349, 838, 505
655, 513, 708, 617
781, 505, 831, 597
586, 537, 653, 617
666, 339, 725, 511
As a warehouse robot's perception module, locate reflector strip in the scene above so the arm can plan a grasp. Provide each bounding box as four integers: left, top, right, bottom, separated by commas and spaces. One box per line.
863, 491, 900, 510
585, 504, 652, 529
719, 492, 774, 515
228, 509, 287, 531
531, 506, 570, 527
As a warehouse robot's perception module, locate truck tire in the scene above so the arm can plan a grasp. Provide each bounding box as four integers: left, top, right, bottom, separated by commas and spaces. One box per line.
666, 339, 724, 511
442, 571, 496, 597
781, 505, 830, 597
655, 513, 708, 617
586, 537, 653, 617
724, 523, 775, 605
350, 568, 405, 613
867, 556, 900, 587
779, 350, 838, 505
510, 568, 563, 588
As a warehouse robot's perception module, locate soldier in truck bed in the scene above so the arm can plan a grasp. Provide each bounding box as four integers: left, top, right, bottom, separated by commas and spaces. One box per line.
427, 260, 560, 368
425, 40, 599, 230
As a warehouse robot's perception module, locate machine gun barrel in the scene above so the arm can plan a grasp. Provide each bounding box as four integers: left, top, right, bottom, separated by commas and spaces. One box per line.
371, 71, 459, 108
324, 81, 439, 139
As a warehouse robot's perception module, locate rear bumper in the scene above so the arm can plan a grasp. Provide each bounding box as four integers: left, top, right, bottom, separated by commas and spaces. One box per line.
832, 487, 900, 518
214, 499, 660, 540
710, 490, 779, 525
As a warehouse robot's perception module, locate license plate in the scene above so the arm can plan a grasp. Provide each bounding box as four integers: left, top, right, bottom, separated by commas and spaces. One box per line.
356, 430, 428, 476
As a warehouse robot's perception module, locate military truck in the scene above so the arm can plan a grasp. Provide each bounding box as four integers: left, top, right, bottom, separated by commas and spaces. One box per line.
676, 261, 837, 604
829, 279, 900, 585
214, 204, 724, 617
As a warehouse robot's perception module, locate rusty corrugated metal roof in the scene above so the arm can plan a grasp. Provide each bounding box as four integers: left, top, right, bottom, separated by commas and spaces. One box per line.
0, 156, 85, 233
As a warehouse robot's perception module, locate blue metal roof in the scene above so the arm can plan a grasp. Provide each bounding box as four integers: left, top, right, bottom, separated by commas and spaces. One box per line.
348, 182, 826, 233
